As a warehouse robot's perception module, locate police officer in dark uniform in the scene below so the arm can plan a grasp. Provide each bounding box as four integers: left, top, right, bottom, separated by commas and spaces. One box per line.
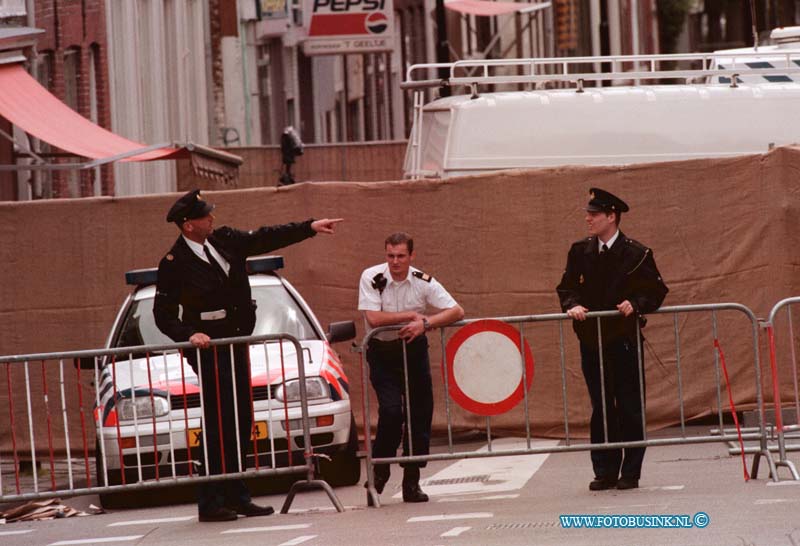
153, 189, 342, 522
556, 188, 668, 491
358, 232, 464, 504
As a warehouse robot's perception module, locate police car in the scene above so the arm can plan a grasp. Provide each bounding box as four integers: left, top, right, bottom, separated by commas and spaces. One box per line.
84, 256, 359, 499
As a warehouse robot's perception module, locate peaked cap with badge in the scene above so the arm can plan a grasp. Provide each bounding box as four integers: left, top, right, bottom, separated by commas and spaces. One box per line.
585, 188, 629, 214
166, 189, 216, 224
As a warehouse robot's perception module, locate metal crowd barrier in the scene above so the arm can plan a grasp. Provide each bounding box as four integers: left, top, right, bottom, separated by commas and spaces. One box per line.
0, 334, 343, 513
357, 303, 775, 507
760, 297, 800, 480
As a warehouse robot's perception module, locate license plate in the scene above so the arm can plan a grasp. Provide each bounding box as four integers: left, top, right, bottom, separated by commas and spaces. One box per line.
188, 421, 268, 447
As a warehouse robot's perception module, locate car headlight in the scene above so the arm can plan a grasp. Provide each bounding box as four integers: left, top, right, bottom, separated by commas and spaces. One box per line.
117, 395, 169, 421
275, 377, 329, 403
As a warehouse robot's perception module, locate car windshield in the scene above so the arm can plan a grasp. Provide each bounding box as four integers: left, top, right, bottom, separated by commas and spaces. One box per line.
114, 284, 320, 348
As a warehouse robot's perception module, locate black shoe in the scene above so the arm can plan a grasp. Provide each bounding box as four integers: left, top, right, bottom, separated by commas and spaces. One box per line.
616, 477, 639, 490
235, 502, 275, 517
402, 484, 429, 503
589, 477, 618, 491
198, 507, 238, 522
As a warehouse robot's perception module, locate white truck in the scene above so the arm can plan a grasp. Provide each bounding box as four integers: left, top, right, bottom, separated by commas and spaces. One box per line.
402, 27, 800, 179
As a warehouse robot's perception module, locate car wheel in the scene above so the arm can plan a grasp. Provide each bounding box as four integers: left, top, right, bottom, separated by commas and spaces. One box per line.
319, 415, 361, 487
94, 441, 129, 508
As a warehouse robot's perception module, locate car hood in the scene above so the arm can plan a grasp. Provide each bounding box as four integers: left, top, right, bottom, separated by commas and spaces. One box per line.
103, 339, 349, 400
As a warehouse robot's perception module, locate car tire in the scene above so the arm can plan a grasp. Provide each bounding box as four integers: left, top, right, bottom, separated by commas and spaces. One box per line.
319, 415, 361, 487
94, 441, 130, 509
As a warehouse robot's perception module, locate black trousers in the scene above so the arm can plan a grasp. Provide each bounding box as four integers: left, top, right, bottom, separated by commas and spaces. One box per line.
367, 336, 433, 478
580, 337, 647, 480
192, 343, 253, 514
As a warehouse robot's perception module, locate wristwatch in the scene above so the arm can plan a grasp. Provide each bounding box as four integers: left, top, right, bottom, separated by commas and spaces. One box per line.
422, 318, 431, 331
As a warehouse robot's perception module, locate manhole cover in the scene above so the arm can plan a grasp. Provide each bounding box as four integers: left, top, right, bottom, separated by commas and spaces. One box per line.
487, 522, 557, 530
423, 474, 490, 486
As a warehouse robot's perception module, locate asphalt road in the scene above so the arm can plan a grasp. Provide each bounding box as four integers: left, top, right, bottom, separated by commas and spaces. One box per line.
1, 428, 799, 546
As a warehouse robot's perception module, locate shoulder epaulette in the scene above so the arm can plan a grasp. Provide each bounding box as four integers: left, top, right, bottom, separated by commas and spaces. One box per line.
625, 238, 649, 253
412, 271, 433, 283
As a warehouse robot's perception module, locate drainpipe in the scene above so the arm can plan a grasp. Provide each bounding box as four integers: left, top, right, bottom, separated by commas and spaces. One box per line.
26, 0, 37, 74
237, 0, 252, 144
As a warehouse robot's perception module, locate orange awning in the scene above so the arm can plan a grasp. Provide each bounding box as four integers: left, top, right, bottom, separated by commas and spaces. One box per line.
445, 0, 540, 16
0, 62, 183, 162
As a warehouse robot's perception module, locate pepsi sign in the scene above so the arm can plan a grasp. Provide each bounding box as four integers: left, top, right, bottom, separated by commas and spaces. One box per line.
303, 0, 395, 55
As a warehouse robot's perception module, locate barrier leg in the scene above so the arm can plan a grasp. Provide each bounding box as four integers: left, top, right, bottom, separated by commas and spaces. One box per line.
281, 477, 345, 514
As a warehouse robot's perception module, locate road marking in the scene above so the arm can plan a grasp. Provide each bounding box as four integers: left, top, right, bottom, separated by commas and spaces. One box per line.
394, 438, 558, 499
755, 498, 799, 505
222, 524, 313, 534
278, 536, 317, 546
767, 480, 800, 486
598, 504, 669, 512
440, 526, 471, 537
49, 536, 143, 545
0, 530, 33, 536
642, 485, 685, 491
438, 494, 519, 503
108, 516, 195, 526
408, 512, 493, 523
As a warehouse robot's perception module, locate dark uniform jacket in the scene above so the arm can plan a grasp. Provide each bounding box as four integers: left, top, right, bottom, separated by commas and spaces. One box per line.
556, 231, 668, 347
153, 221, 316, 362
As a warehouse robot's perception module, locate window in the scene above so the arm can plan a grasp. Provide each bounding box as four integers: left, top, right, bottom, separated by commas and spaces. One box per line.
89, 44, 101, 196
30, 53, 54, 199
0, 0, 26, 17
63, 48, 81, 198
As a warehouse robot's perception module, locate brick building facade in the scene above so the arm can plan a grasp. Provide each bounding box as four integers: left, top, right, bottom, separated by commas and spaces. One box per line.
0, 0, 112, 200
33, 0, 113, 198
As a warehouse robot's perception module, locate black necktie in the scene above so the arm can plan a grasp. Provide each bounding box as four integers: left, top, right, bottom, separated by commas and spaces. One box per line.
204, 245, 227, 279
601, 243, 609, 253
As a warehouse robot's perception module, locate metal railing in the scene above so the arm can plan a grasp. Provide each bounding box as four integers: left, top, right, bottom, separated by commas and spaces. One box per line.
759, 297, 800, 480
0, 334, 343, 513
403, 51, 800, 90
356, 303, 774, 507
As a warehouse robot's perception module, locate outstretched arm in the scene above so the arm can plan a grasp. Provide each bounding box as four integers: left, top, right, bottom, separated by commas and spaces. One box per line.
311, 218, 344, 234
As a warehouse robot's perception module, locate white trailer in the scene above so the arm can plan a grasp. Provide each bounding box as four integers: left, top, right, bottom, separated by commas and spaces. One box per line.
403, 38, 800, 179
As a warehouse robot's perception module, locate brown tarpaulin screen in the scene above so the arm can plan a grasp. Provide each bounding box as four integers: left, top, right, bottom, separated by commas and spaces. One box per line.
1, 147, 799, 454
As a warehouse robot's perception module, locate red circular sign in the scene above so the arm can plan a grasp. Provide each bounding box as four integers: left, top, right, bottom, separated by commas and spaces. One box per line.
444, 319, 534, 416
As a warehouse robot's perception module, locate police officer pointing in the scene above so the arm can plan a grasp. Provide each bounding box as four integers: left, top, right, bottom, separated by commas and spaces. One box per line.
359, 232, 464, 504
153, 189, 342, 522
556, 188, 668, 491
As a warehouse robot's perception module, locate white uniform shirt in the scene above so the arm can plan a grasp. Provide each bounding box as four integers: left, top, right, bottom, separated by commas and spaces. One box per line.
183, 235, 231, 276
358, 263, 458, 341
598, 229, 620, 253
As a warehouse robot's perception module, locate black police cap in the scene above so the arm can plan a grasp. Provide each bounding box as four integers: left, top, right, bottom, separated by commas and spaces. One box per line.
166, 189, 215, 224
586, 188, 629, 214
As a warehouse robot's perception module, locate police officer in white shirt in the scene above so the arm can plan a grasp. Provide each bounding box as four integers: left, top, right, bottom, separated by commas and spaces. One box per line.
358, 232, 464, 503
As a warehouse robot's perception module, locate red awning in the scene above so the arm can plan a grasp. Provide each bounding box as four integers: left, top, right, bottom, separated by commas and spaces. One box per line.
0, 62, 183, 162
445, 0, 537, 16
